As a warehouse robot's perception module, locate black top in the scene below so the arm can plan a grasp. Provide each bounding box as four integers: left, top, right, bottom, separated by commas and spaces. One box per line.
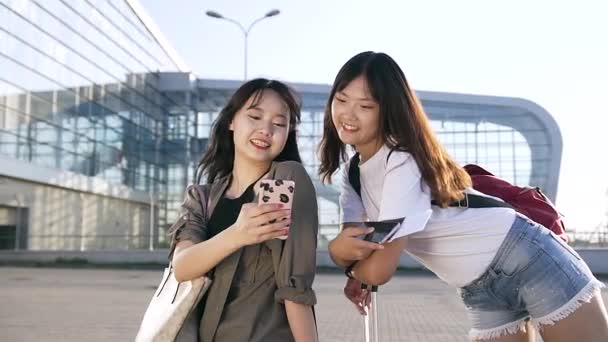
207, 183, 255, 238
207, 177, 259, 238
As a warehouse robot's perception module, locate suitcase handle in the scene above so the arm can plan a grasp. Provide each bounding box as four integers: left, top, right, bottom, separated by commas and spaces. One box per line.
361, 283, 378, 292
361, 283, 379, 342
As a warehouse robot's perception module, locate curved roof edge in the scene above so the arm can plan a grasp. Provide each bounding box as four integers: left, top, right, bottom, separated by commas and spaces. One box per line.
125, 0, 190, 72
196, 78, 563, 199
418, 90, 562, 151
419, 90, 562, 199
197, 80, 562, 150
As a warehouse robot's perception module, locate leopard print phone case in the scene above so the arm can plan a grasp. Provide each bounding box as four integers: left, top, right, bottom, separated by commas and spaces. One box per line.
258, 179, 295, 239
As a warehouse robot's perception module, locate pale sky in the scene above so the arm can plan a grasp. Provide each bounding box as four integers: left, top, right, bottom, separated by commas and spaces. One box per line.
141, 0, 608, 232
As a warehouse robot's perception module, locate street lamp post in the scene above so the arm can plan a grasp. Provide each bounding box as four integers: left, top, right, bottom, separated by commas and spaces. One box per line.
205, 9, 280, 80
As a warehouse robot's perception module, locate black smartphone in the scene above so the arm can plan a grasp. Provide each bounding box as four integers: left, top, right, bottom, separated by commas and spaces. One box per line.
360, 218, 404, 244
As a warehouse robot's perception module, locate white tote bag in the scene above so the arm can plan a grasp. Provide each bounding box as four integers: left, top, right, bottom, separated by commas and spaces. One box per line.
135, 265, 212, 342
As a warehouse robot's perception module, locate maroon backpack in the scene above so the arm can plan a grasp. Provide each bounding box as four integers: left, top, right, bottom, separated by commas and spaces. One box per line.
348, 154, 568, 242
463, 164, 568, 242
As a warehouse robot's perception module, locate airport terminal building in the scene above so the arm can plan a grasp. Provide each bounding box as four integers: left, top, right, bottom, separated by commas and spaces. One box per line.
0, 0, 562, 251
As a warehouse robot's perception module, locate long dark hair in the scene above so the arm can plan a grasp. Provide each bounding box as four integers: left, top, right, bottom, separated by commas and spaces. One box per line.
317, 51, 470, 207
196, 78, 302, 184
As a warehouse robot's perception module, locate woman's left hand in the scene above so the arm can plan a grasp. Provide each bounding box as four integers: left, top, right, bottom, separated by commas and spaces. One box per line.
343, 278, 371, 315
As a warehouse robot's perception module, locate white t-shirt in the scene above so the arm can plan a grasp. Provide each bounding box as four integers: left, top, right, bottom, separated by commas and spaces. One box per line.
340, 145, 516, 287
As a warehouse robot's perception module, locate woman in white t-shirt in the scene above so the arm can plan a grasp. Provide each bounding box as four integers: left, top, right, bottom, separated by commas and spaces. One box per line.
318, 51, 608, 341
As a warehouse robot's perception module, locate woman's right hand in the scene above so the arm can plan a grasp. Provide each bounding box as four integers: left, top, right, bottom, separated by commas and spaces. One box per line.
228, 203, 291, 248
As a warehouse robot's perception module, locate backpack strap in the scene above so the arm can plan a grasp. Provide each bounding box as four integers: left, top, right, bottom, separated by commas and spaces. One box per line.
348, 150, 512, 210
347, 153, 362, 197
431, 193, 512, 209
347, 149, 395, 198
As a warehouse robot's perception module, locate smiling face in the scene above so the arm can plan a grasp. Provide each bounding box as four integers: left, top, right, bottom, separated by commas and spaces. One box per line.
331, 75, 383, 159
229, 89, 291, 164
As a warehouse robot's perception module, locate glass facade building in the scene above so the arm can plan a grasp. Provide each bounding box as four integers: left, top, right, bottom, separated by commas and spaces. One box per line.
0, 0, 197, 250
0, 0, 562, 251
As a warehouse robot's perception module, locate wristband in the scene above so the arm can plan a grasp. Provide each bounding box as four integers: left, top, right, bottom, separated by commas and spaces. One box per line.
344, 262, 357, 279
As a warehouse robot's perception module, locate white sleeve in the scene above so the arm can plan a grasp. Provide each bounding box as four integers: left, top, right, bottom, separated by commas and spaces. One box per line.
339, 161, 367, 223
378, 152, 432, 240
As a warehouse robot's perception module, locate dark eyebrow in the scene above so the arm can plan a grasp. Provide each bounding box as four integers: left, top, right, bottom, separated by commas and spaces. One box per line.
246, 105, 263, 111
336, 90, 373, 101
246, 107, 288, 119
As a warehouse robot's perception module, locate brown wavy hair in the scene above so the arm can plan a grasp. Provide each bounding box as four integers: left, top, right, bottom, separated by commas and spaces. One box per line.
317, 51, 470, 207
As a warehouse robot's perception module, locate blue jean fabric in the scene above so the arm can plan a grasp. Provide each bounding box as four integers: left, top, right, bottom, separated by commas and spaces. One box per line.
459, 215, 605, 340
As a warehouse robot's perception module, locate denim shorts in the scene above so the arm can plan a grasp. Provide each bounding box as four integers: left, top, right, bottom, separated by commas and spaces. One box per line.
458, 215, 605, 340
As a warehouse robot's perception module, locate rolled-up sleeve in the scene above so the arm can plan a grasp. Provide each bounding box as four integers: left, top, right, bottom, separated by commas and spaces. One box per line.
274, 162, 318, 306
167, 185, 209, 259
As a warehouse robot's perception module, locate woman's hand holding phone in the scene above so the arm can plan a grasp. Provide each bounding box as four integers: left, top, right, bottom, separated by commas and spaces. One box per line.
228, 202, 291, 248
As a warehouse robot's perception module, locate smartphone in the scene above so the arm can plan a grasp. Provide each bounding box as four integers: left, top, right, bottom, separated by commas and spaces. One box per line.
360, 218, 404, 244
258, 179, 295, 240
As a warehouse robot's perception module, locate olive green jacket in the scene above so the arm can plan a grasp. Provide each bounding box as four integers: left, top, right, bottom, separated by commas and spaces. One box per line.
168, 161, 318, 341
